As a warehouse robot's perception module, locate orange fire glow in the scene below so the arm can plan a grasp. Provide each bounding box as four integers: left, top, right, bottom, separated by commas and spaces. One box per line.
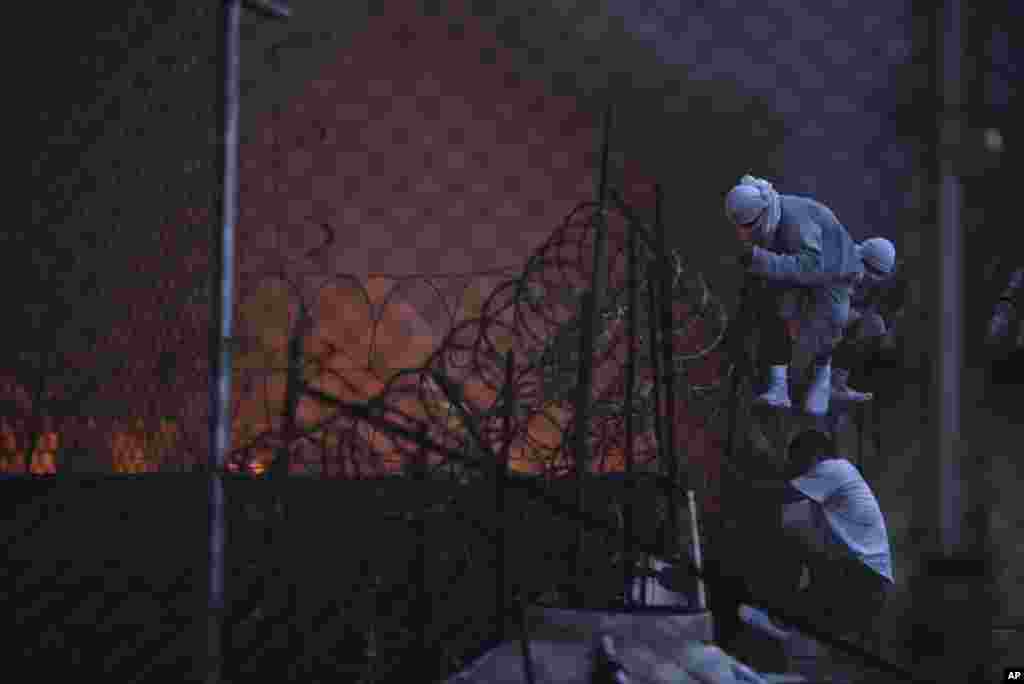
0, 427, 58, 474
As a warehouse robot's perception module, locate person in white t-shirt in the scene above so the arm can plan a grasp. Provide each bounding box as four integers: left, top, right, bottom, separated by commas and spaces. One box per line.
741, 429, 893, 641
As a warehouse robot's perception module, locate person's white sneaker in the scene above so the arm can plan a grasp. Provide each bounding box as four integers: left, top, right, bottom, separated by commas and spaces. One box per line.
754, 365, 792, 409
803, 362, 832, 416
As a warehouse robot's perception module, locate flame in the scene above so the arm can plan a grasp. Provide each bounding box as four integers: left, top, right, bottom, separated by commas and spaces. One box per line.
0, 274, 723, 482
0, 426, 58, 474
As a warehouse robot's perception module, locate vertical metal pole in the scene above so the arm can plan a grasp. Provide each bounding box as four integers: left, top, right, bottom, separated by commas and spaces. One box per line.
939, 1, 994, 678
570, 103, 614, 608
654, 185, 682, 560
645, 279, 665, 464
592, 103, 614, 300
908, 1, 943, 669
413, 426, 431, 677
644, 255, 667, 569
209, 5, 290, 681
969, 4, 1001, 671
569, 291, 592, 609
856, 403, 866, 471
872, 396, 882, 475
207, 3, 240, 682
916, 0, 969, 672
936, 0, 964, 564
686, 489, 706, 610
622, 209, 639, 606
911, 1, 990, 680
495, 352, 514, 642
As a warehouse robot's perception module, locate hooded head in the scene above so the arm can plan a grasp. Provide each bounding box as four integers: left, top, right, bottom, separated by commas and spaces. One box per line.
725, 175, 781, 244
857, 237, 896, 283
725, 184, 767, 225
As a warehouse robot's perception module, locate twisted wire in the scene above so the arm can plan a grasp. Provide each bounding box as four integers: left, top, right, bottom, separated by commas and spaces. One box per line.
231, 188, 734, 479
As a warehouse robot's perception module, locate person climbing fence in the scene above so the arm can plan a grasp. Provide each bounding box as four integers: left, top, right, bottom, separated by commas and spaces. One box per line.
830, 237, 900, 403
723, 175, 862, 417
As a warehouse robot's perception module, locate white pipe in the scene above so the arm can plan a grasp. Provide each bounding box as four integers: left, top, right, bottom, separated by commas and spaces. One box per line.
687, 489, 707, 610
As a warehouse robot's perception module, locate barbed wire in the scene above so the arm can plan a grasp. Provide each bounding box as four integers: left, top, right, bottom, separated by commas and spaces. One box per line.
231, 188, 733, 480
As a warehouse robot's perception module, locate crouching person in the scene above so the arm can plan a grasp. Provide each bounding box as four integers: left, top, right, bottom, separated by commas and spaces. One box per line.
724, 176, 862, 416
830, 237, 900, 402
742, 429, 893, 645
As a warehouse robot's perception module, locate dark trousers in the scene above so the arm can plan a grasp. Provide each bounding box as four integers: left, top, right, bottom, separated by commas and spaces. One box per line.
831, 334, 862, 371
755, 306, 793, 366
774, 508, 890, 637
831, 330, 884, 379
750, 288, 833, 367
794, 556, 889, 637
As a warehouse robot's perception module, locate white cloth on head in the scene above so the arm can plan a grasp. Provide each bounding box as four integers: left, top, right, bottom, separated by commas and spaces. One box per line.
725, 175, 782, 244
746, 194, 862, 357
788, 458, 894, 583
857, 237, 896, 276
725, 184, 766, 224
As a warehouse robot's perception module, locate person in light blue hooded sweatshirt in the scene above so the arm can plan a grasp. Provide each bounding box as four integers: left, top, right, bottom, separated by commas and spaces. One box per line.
724, 175, 862, 416
830, 237, 901, 402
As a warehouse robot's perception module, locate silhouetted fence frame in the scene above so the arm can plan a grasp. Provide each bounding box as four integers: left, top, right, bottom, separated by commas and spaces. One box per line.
286, 107, 921, 680
6, 91, 916, 681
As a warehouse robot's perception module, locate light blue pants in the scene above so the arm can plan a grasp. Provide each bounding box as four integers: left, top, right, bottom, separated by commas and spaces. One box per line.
763, 281, 853, 363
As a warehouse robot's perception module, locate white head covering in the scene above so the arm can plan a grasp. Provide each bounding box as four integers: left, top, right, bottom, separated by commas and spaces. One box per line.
725, 175, 782, 244
857, 237, 896, 276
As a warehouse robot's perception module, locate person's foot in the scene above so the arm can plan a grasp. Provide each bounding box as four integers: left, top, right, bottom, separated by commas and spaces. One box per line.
754, 365, 792, 409
831, 368, 873, 402
831, 386, 873, 402
803, 362, 832, 416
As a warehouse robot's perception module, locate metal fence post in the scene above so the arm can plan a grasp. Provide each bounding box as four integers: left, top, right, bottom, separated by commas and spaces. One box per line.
686, 489, 706, 610
646, 264, 665, 465
622, 203, 640, 605
872, 397, 882, 477
413, 425, 432, 677
208, 3, 290, 682
208, 3, 242, 680
909, 1, 995, 679
569, 103, 614, 608
570, 290, 593, 609
653, 185, 682, 560
644, 256, 668, 571
856, 403, 866, 472
495, 351, 515, 641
